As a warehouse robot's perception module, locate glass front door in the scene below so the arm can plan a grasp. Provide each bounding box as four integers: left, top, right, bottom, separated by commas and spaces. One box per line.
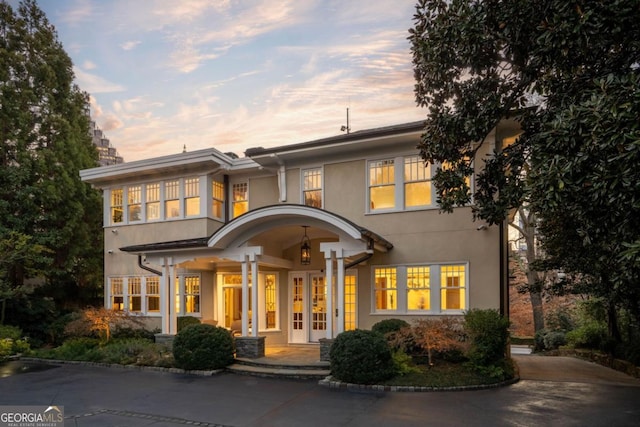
289, 272, 328, 343
309, 274, 327, 342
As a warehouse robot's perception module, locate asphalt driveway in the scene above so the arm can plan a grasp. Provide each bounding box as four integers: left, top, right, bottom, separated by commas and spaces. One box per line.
0, 354, 638, 427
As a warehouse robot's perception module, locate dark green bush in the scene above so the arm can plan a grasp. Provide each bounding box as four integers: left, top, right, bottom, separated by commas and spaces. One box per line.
371, 318, 410, 336
172, 324, 234, 370
52, 337, 101, 360
464, 309, 510, 368
533, 328, 548, 352
112, 326, 156, 341
329, 329, 396, 384
543, 331, 567, 350
177, 316, 201, 332
566, 322, 608, 350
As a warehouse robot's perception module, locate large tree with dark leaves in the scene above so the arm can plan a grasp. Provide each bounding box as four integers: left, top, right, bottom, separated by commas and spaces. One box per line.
0, 0, 103, 334
409, 0, 640, 341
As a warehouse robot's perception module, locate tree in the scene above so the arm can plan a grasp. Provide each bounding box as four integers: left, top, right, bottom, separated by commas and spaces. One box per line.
0, 0, 103, 331
409, 0, 640, 341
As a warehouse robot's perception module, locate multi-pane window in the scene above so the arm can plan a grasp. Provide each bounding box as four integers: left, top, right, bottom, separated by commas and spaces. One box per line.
303, 168, 322, 208
184, 177, 200, 216
183, 275, 200, 314
128, 277, 142, 312
407, 266, 430, 310
374, 267, 397, 310
265, 274, 277, 329
232, 182, 248, 218
146, 277, 160, 312
212, 181, 224, 219
110, 188, 123, 224
220, 273, 279, 331
146, 183, 160, 220
441, 265, 466, 310
165, 180, 180, 218
128, 185, 142, 222
369, 160, 395, 210
292, 276, 303, 331
404, 156, 431, 208
110, 278, 124, 310
344, 274, 357, 331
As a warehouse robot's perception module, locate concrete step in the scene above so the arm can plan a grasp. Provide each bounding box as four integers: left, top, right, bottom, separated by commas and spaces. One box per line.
227, 363, 331, 379
234, 357, 330, 371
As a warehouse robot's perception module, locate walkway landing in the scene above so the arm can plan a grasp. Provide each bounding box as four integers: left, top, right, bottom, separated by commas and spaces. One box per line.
228, 344, 330, 379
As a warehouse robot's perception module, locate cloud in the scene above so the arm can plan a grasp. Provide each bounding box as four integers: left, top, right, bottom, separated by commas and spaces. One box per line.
121, 40, 141, 51
82, 60, 97, 70
59, 0, 94, 24
74, 67, 126, 93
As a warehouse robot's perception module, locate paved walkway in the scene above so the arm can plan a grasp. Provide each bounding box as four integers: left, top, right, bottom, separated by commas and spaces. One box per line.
1, 351, 639, 426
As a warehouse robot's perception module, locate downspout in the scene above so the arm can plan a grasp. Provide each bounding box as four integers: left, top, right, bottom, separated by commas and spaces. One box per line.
224, 174, 230, 224
138, 255, 162, 276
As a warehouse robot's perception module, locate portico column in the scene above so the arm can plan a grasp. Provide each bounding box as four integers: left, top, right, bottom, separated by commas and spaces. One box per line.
251, 256, 259, 337
324, 250, 334, 339
241, 255, 249, 336
336, 252, 345, 335
160, 261, 169, 334
168, 260, 177, 335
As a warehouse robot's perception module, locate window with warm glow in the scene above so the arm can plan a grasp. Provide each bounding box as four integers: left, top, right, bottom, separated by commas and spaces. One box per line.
110, 188, 123, 224
264, 274, 277, 329
220, 273, 278, 331
232, 182, 248, 218
184, 177, 200, 216
404, 156, 431, 208
128, 277, 142, 312
111, 278, 124, 310
374, 267, 397, 310
303, 168, 322, 208
146, 277, 160, 312
369, 159, 395, 210
344, 274, 357, 330
212, 180, 224, 219
146, 183, 160, 220
165, 180, 180, 218
184, 275, 200, 314
407, 266, 430, 310
441, 265, 466, 310
128, 185, 142, 222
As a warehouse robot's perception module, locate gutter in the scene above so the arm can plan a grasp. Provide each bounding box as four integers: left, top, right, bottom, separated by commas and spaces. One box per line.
138, 255, 162, 276
344, 238, 375, 269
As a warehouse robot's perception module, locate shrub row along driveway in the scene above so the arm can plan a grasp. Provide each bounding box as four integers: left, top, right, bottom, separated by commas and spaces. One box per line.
0, 354, 638, 426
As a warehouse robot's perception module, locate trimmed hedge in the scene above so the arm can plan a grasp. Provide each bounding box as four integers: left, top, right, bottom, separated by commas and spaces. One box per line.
329, 329, 395, 384
173, 324, 234, 370
371, 318, 409, 336
177, 316, 201, 332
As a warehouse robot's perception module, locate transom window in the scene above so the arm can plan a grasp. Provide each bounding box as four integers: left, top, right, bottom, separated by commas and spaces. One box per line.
302, 168, 322, 208
373, 263, 467, 314
232, 182, 248, 218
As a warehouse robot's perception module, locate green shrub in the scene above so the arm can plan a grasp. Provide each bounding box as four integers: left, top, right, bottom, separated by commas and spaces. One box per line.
0, 325, 23, 341
533, 328, 548, 352
91, 338, 156, 365
464, 309, 510, 369
371, 319, 409, 336
112, 326, 156, 341
0, 326, 30, 360
177, 316, 201, 332
172, 324, 234, 370
543, 331, 567, 350
329, 329, 396, 384
52, 337, 101, 360
392, 350, 421, 376
566, 322, 608, 350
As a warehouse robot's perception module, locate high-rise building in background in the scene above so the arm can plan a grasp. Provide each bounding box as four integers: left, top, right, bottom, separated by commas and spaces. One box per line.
90, 120, 124, 166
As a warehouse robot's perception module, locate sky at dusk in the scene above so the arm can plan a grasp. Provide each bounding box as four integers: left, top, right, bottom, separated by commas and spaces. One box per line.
25, 0, 426, 162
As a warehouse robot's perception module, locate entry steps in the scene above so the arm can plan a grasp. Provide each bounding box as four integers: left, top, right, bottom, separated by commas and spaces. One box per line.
227, 357, 331, 379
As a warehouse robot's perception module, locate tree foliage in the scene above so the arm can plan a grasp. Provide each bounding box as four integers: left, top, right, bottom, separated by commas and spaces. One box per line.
0, 0, 103, 321
410, 0, 640, 341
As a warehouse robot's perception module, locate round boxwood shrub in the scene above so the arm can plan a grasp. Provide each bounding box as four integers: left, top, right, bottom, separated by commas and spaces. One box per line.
172, 324, 234, 370
329, 329, 395, 384
177, 316, 201, 332
371, 318, 409, 336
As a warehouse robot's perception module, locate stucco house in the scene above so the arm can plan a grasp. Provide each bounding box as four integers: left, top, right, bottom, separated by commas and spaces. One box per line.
80, 120, 519, 358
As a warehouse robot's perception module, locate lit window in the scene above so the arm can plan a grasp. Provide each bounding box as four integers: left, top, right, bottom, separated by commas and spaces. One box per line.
221, 273, 279, 331
110, 278, 124, 310
184, 177, 200, 216
128, 277, 142, 312
110, 188, 123, 224
146, 277, 160, 312
374, 267, 397, 310
344, 274, 357, 331
407, 266, 430, 310
146, 183, 160, 220
303, 168, 322, 208
232, 182, 248, 218
369, 160, 395, 210
128, 185, 142, 222
165, 180, 180, 218
212, 180, 224, 219
184, 275, 200, 314
264, 274, 277, 329
441, 265, 466, 310
404, 156, 431, 208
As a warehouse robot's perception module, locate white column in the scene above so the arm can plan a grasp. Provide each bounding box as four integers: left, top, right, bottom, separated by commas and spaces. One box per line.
241, 256, 249, 336
336, 253, 345, 335
251, 256, 259, 337
168, 261, 177, 335
160, 264, 168, 334
325, 250, 334, 339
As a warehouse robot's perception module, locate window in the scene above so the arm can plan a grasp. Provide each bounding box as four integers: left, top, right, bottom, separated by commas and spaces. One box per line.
165, 180, 180, 218
344, 274, 357, 331
220, 273, 279, 331
110, 188, 123, 224
184, 177, 200, 216
146, 183, 160, 220
128, 277, 142, 312
128, 185, 142, 222
146, 277, 160, 312
374, 267, 397, 310
111, 278, 124, 310
212, 180, 224, 219
407, 266, 430, 310
441, 265, 466, 310
264, 274, 277, 329
232, 182, 248, 218
372, 263, 467, 314
183, 275, 200, 314
303, 168, 322, 208
369, 160, 395, 210
404, 156, 431, 208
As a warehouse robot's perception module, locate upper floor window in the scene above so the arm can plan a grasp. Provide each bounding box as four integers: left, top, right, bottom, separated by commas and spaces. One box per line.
128, 185, 142, 222
232, 182, 248, 218
404, 156, 431, 208
369, 159, 395, 211
184, 177, 200, 217
110, 188, 123, 224
165, 180, 180, 219
146, 183, 160, 221
212, 180, 225, 219
303, 168, 322, 208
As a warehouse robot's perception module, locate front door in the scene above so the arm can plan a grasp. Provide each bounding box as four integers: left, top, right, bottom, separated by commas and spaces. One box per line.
289, 272, 328, 343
